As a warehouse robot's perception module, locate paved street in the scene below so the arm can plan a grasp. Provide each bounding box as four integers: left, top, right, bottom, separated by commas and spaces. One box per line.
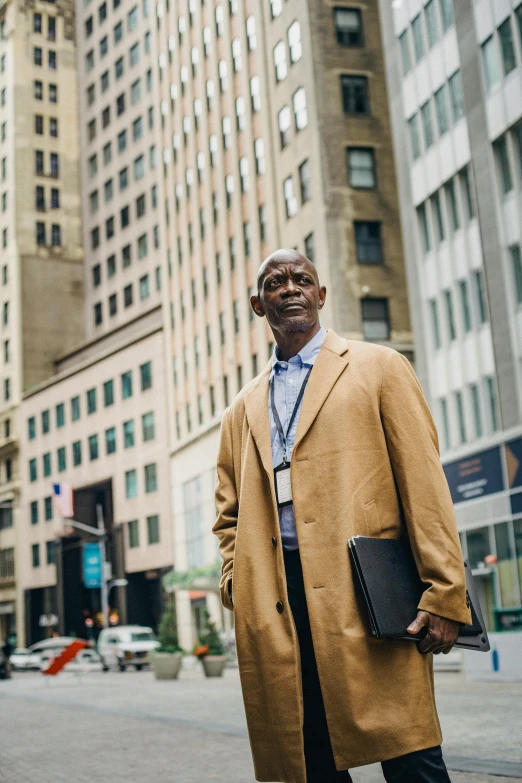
0, 666, 520, 782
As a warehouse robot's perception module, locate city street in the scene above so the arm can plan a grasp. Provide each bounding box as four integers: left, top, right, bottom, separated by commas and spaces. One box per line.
0, 666, 520, 783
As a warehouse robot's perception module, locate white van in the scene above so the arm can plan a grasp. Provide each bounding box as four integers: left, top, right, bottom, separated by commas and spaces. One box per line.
97, 625, 159, 671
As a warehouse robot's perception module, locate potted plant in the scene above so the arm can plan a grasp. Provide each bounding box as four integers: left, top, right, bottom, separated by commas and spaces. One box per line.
194, 609, 227, 678
150, 597, 184, 680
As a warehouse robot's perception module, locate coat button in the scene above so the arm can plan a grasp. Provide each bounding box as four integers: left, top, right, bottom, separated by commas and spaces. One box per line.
276, 601, 284, 614
271, 536, 277, 547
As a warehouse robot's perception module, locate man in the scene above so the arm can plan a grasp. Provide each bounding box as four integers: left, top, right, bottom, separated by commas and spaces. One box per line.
213, 249, 471, 783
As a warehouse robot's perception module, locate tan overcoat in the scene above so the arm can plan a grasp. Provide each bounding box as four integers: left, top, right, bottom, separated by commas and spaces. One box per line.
213, 330, 471, 783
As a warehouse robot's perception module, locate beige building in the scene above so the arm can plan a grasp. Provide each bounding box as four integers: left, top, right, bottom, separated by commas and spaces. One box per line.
0, 0, 84, 645
150, 0, 413, 648
20, 308, 172, 643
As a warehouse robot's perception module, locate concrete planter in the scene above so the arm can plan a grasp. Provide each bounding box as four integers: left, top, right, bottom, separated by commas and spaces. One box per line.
201, 655, 227, 677
150, 651, 183, 680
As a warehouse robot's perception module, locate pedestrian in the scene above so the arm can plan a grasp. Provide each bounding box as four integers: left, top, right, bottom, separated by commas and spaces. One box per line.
213, 249, 471, 783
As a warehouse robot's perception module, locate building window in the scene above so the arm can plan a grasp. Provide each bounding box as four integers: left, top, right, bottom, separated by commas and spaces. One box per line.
278, 106, 291, 148
49, 83, 57, 103
304, 232, 315, 263
429, 299, 441, 349
51, 188, 60, 209
411, 14, 425, 62
71, 395, 80, 421
408, 114, 421, 160
122, 370, 133, 399
455, 391, 466, 444
299, 159, 311, 202
36, 222, 46, 246
445, 180, 460, 231
35, 114, 44, 135
448, 70, 464, 124
474, 270, 488, 324
434, 86, 449, 136
94, 302, 102, 325
431, 192, 445, 242
439, 0, 454, 32
31, 500, 39, 525
51, 224, 61, 246
354, 221, 383, 264
340, 75, 368, 114
459, 167, 475, 220
32, 544, 40, 568
246, 15, 256, 50
274, 40, 287, 82
45, 496, 53, 521
347, 148, 375, 188
43, 452, 51, 476
459, 279, 472, 333
87, 388, 97, 414
494, 136, 513, 195
142, 411, 155, 441
144, 463, 157, 493
334, 7, 363, 46
444, 289, 456, 341
125, 469, 137, 498
42, 409, 50, 434
293, 88, 307, 129
58, 446, 66, 472
424, 0, 439, 47
105, 426, 116, 455
88, 434, 99, 460
34, 80, 43, 100
128, 519, 139, 548
283, 176, 297, 218
140, 361, 152, 390
29, 458, 37, 482
147, 514, 160, 544
481, 35, 500, 93
499, 17, 516, 76
34, 47, 43, 66
139, 274, 149, 300
512, 245, 522, 305
361, 298, 390, 341
486, 377, 499, 432
250, 75, 261, 112
72, 440, 82, 466
56, 403, 65, 428
420, 101, 434, 149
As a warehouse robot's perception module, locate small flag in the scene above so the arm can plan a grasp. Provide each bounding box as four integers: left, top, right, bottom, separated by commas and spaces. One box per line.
53, 481, 74, 518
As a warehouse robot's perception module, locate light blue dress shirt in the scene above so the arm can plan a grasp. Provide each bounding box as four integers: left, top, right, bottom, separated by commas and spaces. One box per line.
269, 327, 327, 550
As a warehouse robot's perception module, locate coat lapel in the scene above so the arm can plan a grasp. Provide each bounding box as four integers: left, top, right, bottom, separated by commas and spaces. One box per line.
293, 330, 349, 450
244, 364, 273, 476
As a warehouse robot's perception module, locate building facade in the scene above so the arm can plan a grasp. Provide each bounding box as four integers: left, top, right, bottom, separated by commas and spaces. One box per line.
380, 0, 522, 633
0, 0, 84, 645
150, 0, 413, 648
20, 308, 172, 644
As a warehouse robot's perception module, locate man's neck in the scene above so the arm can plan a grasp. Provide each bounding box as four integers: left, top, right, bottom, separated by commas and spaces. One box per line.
274, 322, 322, 362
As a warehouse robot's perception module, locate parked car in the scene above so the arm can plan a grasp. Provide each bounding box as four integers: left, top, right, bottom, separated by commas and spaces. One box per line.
29, 637, 79, 670
9, 648, 41, 671
97, 626, 159, 671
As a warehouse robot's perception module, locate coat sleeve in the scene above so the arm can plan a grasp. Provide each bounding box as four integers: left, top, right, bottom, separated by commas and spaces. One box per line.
212, 407, 237, 611
380, 349, 472, 626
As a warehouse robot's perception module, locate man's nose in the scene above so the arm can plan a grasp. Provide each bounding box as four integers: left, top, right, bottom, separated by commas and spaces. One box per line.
281, 279, 299, 295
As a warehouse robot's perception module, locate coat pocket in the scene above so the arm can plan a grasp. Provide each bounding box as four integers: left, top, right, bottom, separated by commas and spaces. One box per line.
363, 499, 380, 536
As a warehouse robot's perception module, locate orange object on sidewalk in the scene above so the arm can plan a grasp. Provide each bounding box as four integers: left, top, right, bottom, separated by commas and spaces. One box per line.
42, 640, 87, 676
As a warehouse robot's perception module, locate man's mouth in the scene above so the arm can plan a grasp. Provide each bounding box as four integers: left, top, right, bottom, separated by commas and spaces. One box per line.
279, 302, 306, 312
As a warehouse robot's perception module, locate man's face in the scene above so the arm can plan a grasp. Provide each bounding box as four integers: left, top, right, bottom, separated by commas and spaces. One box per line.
251, 258, 326, 332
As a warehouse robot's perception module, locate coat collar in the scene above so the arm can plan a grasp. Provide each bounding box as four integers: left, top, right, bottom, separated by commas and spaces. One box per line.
243, 330, 349, 476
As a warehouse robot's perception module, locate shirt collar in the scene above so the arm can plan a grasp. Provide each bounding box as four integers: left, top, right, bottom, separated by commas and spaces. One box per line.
270, 327, 327, 378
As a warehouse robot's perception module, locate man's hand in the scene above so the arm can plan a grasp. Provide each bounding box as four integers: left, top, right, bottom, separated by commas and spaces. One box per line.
407, 610, 459, 655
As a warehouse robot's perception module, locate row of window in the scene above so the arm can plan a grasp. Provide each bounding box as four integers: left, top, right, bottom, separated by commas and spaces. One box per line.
88, 115, 155, 178
34, 79, 58, 103
428, 271, 488, 352
87, 40, 152, 106
481, 6, 522, 94
93, 272, 160, 324
85, 1, 139, 38
28, 414, 155, 480
35, 150, 59, 178
27, 362, 152, 439
87, 83, 152, 141
85, 5, 142, 72
416, 166, 476, 254
92, 257, 160, 287
408, 70, 464, 160
439, 377, 499, 452
34, 114, 58, 138
31, 541, 55, 568
128, 514, 160, 547
399, 0, 454, 75
36, 185, 60, 211
33, 47, 57, 70
91, 192, 156, 248
273, 21, 301, 82
36, 222, 61, 247
33, 11, 56, 41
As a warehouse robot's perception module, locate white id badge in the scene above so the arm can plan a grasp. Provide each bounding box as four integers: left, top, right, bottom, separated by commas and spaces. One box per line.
274, 462, 293, 507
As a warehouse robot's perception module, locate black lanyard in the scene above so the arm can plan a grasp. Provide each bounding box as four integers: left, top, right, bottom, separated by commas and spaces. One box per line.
270, 366, 312, 465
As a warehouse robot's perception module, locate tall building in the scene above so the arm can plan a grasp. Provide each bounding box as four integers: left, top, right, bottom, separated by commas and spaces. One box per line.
151, 0, 412, 647
17, 0, 175, 645
0, 0, 84, 645
380, 0, 522, 634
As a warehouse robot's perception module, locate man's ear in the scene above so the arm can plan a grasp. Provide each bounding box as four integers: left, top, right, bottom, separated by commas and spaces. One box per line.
250, 294, 265, 318
318, 286, 327, 309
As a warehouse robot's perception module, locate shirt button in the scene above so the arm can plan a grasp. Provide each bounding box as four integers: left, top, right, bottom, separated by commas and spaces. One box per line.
276, 601, 284, 614
271, 536, 277, 547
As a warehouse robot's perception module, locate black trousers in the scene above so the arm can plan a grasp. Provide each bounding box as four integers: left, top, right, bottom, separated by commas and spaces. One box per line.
283, 548, 451, 783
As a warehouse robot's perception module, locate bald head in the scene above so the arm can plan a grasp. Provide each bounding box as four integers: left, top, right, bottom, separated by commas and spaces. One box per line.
256, 248, 319, 293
